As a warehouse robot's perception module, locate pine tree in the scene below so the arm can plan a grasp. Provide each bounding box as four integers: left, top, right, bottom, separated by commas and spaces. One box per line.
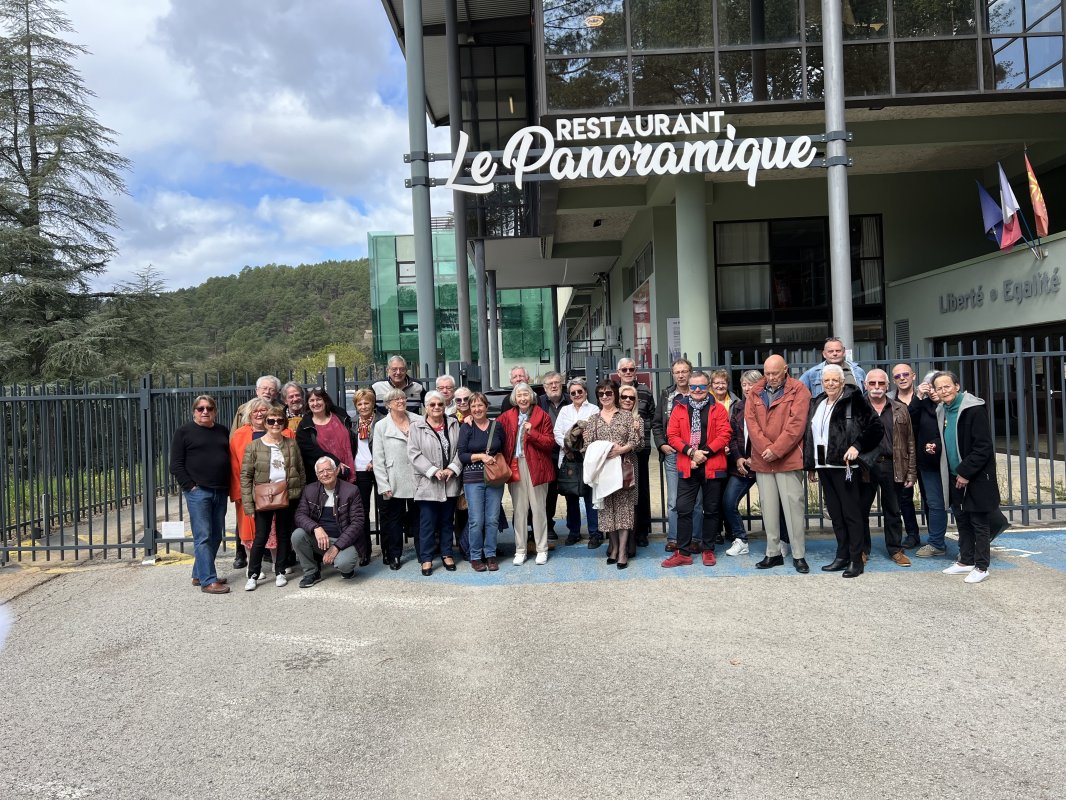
0, 0, 130, 379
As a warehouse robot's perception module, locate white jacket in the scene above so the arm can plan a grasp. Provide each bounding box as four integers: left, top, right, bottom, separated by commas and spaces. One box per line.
554, 401, 599, 466
583, 440, 622, 509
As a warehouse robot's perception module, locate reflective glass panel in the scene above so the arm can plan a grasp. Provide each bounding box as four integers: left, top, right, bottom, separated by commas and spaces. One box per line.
718, 48, 805, 102
807, 44, 892, 98
630, 0, 714, 48
893, 0, 977, 37
843, 0, 889, 39
986, 0, 1023, 33
633, 54, 716, 105
895, 40, 979, 92
1027, 0, 1064, 32
988, 37, 1027, 87
718, 324, 774, 346
545, 57, 629, 110
717, 266, 771, 310
1028, 35, 1065, 77
543, 0, 627, 55
1030, 59, 1065, 85
716, 0, 801, 45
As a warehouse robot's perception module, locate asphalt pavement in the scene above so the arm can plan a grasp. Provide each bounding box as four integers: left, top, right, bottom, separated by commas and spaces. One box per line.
2, 530, 1065, 800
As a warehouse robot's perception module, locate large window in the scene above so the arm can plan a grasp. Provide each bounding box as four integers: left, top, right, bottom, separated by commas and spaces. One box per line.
715, 215, 885, 360
539, 1, 1065, 112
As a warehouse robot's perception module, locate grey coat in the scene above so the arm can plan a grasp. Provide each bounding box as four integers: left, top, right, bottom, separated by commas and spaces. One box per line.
407, 416, 463, 501
372, 412, 423, 499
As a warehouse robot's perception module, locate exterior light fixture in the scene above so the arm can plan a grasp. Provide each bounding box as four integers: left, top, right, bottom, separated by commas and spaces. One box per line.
585, 15, 604, 28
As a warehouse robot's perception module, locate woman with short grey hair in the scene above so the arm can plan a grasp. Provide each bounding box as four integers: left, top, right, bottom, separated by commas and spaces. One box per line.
373, 387, 422, 570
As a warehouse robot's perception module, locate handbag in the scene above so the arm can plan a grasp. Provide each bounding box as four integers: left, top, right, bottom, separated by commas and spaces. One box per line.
253, 480, 288, 511
483, 420, 511, 487
509, 457, 521, 484
621, 458, 635, 490
558, 457, 584, 497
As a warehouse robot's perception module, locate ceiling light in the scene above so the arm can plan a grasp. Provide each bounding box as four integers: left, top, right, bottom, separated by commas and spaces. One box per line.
585, 15, 604, 28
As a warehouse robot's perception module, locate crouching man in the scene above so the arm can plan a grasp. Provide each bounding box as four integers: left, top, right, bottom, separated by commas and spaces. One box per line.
292, 456, 367, 587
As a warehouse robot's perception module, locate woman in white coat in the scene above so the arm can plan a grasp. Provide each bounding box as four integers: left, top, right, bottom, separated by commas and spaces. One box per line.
408, 390, 463, 576
373, 388, 422, 570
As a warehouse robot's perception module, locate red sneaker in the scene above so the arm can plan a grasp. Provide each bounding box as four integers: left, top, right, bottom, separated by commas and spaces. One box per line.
702, 550, 717, 567
661, 552, 693, 568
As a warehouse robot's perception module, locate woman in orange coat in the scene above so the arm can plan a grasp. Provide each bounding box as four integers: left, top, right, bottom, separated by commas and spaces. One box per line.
229, 398, 295, 563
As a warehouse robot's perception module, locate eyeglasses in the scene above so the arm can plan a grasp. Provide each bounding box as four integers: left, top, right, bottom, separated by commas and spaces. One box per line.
867, 381, 888, 387
618, 367, 635, 373
195, 406, 214, 413
569, 389, 585, 396
689, 383, 709, 391
427, 402, 444, 408
597, 390, 614, 397
455, 397, 470, 403
265, 418, 285, 426
892, 373, 911, 380
620, 395, 637, 402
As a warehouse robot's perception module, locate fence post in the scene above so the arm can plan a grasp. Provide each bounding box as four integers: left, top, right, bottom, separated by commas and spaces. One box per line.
325, 355, 344, 410
1014, 336, 1030, 526
139, 374, 158, 562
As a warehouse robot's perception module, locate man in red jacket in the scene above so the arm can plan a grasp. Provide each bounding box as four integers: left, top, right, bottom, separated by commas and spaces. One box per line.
661, 372, 732, 568
745, 355, 812, 573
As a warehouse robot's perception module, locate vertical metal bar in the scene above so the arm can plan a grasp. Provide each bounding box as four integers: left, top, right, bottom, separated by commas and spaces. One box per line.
1014, 336, 1030, 525
487, 269, 500, 388
140, 375, 157, 560
445, 0, 472, 364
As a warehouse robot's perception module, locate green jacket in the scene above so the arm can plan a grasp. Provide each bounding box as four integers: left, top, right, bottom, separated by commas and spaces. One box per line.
240, 437, 305, 516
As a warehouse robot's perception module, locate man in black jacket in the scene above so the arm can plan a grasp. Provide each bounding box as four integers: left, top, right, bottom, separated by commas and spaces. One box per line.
933, 371, 999, 584
170, 395, 231, 594
292, 457, 368, 586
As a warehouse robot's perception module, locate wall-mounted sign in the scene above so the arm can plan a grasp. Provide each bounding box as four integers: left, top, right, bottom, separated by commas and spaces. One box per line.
938, 267, 1060, 314
444, 111, 820, 195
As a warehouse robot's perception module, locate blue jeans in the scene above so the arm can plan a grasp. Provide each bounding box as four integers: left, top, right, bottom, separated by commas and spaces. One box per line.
565, 488, 599, 537
722, 474, 756, 540
465, 481, 503, 560
185, 486, 227, 586
418, 497, 457, 563
664, 451, 701, 543
919, 468, 948, 549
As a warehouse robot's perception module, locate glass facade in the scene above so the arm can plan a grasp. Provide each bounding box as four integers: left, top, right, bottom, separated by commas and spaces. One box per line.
538, 0, 1065, 111
368, 231, 555, 367
715, 215, 885, 363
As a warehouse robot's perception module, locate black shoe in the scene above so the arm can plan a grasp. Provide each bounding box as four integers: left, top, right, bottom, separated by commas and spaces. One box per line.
547, 531, 559, 541
588, 535, 603, 549
637, 535, 649, 547
843, 562, 864, 578
902, 537, 920, 550
715, 533, 725, 545
617, 561, 628, 570
606, 555, 617, 565
298, 571, 321, 588
389, 559, 402, 571
359, 556, 371, 567
443, 557, 457, 572
232, 554, 247, 570
793, 558, 810, 574
340, 570, 357, 580
565, 532, 581, 545
755, 555, 784, 569
821, 558, 849, 572
383, 553, 393, 566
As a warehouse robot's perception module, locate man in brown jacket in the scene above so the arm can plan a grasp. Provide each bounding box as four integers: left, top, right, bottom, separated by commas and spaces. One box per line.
745, 355, 812, 572
859, 369, 917, 567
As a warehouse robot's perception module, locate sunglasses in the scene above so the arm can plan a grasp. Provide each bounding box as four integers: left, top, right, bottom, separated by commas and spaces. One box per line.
455, 397, 470, 403
427, 402, 444, 408
618, 367, 635, 373
569, 390, 585, 396
265, 418, 285, 426
620, 395, 637, 401
689, 383, 709, 391
195, 406, 215, 413
892, 373, 911, 380
597, 390, 614, 397
867, 381, 888, 387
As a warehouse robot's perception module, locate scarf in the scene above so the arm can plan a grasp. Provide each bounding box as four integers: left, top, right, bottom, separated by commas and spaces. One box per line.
357, 416, 372, 441
688, 397, 710, 448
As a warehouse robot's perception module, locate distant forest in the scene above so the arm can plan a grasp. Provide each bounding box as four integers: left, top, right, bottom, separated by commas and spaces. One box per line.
126, 259, 373, 382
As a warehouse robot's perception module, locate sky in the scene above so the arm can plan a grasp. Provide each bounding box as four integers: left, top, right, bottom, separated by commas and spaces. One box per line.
63, 0, 452, 291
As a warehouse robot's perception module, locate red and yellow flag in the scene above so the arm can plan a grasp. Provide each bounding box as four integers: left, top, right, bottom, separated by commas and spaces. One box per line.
1025, 152, 1049, 237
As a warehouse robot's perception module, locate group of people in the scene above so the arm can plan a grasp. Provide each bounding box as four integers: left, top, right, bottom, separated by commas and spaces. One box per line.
169, 343, 1003, 595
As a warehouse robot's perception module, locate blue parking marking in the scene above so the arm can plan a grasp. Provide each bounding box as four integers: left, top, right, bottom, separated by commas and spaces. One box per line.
353, 530, 1066, 585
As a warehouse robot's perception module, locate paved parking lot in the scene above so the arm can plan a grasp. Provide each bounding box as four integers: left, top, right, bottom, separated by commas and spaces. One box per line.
2, 530, 1065, 800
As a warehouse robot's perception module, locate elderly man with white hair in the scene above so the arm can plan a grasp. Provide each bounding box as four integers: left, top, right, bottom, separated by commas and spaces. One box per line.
372, 355, 425, 413
432, 374, 458, 416
292, 456, 367, 586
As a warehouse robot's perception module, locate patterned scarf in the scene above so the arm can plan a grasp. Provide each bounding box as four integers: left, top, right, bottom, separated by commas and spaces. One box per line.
688, 397, 710, 448
357, 416, 372, 441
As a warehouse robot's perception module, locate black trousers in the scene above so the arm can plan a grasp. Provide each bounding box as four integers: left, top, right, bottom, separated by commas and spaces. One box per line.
380, 496, 418, 561
354, 470, 375, 558
248, 501, 295, 578
676, 469, 724, 555
634, 448, 652, 538
819, 468, 864, 565
895, 480, 920, 538
860, 459, 904, 555
955, 508, 992, 571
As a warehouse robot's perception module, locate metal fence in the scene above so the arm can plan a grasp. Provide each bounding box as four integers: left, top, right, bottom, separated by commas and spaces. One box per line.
2, 337, 1063, 564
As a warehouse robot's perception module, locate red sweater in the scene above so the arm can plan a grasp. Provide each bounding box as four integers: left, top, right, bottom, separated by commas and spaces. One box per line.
667, 399, 731, 479
499, 405, 556, 486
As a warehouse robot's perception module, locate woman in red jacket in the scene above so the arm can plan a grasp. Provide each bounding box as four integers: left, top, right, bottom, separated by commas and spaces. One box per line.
662, 371, 732, 569
499, 382, 556, 566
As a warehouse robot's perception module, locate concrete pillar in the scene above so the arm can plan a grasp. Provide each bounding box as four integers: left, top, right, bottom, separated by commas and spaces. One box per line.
674, 173, 712, 362
445, 0, 472, 362
474, 238, 490, 379
487, 269, 500, 388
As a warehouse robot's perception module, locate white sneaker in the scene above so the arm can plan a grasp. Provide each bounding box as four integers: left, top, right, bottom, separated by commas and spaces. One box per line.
781, 542, 791, 558
244, 577, 258, 592
535, 551, 548, 565
513, 552, 527, 565
725, 539, 749, 556
275, 573, 288, 587
964, 568, 989, 584
943, 562, 975, 575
